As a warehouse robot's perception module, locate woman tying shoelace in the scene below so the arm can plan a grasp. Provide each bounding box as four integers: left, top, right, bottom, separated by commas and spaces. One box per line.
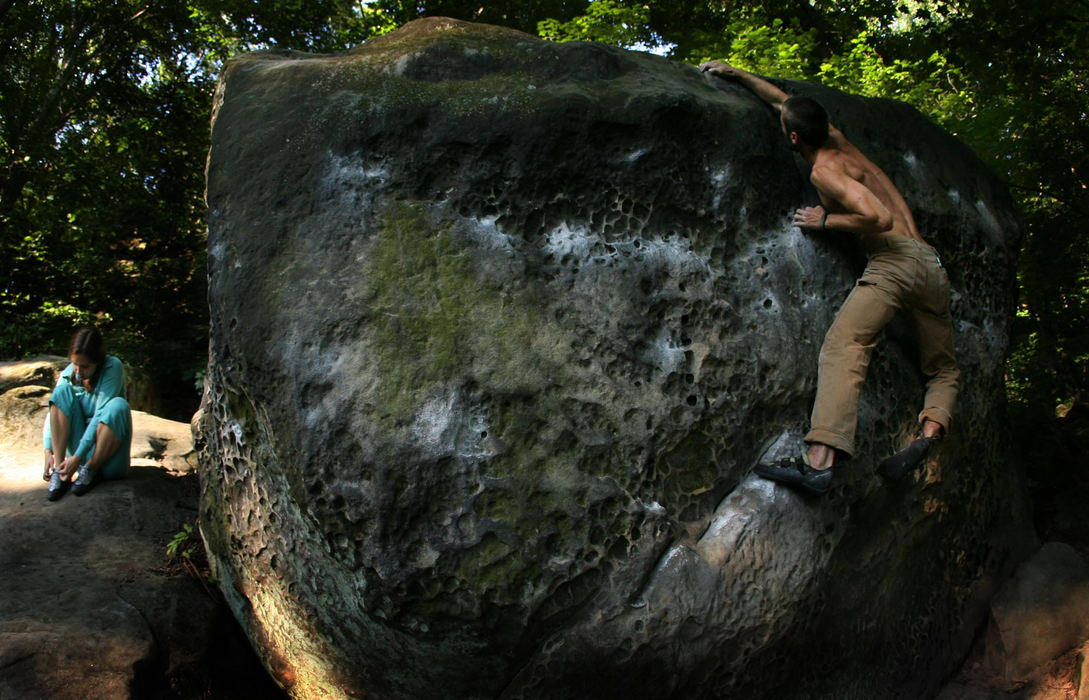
42, 325, 132, 501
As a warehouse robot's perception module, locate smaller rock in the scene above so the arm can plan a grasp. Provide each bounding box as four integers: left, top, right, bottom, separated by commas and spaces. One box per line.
0, 355, 66, 394
0, 384, 52, 453
131, 409, 198, 474
0, 355, 157, 413
987, 542, 1089, 681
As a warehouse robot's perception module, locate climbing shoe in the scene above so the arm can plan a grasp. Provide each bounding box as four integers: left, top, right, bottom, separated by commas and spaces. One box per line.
755, 455, 833, 494
46, 470, 68, 502
876, 436, 938, 482
72, 463, 98, 497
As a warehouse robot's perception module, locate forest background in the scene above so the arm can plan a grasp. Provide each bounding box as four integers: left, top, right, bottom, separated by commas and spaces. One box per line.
2, 1, 1086, 477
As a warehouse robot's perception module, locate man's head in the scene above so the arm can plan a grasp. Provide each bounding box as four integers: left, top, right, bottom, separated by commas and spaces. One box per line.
781, 96, 829, 150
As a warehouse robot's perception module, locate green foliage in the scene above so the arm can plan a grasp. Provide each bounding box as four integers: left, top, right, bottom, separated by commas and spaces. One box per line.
0, 0, 398, 414
167, 521, 199, 561
715, 18, 818, 79
164, 519, 214, 583
538, 0, 658, 48
934, 1, 1089, 415
817, 33, 973, 122
2, 2, 205, 368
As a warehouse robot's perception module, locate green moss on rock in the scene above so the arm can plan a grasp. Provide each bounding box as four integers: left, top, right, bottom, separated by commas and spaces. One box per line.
366, 201, 570, 419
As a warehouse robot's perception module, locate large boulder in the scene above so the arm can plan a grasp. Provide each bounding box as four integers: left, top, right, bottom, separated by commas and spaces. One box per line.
199, 17, 1033, 699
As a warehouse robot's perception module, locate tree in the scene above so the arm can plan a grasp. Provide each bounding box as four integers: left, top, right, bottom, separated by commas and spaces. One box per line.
938, 1, 1089, 414
538, 0, 660, 48
0, 0, 391, 413
1, 2, 207, 363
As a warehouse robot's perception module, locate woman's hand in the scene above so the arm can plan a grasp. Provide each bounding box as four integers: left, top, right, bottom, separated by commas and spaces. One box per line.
58, 455, 81, 480
43, 451, 54, 481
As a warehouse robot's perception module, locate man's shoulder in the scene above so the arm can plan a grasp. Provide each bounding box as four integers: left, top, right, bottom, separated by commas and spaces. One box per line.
808, 155, 847, 184
816, 141, 878, 181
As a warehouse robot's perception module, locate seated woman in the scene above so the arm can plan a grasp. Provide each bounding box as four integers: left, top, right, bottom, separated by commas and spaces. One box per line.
42, 325, 132, 501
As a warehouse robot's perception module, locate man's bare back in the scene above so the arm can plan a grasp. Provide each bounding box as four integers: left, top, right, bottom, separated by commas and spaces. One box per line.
813, 128, 924, 243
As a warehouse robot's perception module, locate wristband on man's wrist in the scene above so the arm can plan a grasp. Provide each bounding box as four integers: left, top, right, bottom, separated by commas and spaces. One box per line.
820, 212, 828, 230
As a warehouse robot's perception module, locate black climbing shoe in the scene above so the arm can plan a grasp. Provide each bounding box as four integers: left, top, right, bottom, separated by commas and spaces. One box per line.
755, 456, 833, 494
876, 436, 938, 482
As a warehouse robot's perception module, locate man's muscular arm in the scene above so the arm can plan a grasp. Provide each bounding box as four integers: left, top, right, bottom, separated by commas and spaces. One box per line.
800, 163, 894, 235
701, 60, 893, 236
699, 60, 788, 110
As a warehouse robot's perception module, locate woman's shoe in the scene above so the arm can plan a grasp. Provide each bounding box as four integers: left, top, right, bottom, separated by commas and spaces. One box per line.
72, 464, 99, 497
47, 470, 68, 501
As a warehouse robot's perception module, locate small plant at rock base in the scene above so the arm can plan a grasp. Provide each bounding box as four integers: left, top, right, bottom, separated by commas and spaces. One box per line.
163, 521, 212, 592
167, 522, 198, 561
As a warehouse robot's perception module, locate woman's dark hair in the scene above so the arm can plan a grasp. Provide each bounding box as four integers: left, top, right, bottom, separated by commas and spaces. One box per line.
782, 96, 830, 148
69, 325, 106, 366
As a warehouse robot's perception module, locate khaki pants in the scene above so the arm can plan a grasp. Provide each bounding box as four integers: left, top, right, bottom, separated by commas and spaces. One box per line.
806, 233, 959, 458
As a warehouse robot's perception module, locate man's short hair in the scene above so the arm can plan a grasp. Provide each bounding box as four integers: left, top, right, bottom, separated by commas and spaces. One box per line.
782, 96, 830, 148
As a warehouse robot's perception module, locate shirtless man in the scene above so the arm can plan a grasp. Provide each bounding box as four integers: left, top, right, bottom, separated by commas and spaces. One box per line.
699, 60, 960, 494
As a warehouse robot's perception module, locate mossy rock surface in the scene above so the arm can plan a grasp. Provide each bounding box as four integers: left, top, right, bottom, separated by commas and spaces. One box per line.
201, 17, 1030, 699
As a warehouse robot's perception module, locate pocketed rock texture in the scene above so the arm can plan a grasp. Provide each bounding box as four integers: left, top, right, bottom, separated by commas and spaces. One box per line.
199, 17, 1033, 699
